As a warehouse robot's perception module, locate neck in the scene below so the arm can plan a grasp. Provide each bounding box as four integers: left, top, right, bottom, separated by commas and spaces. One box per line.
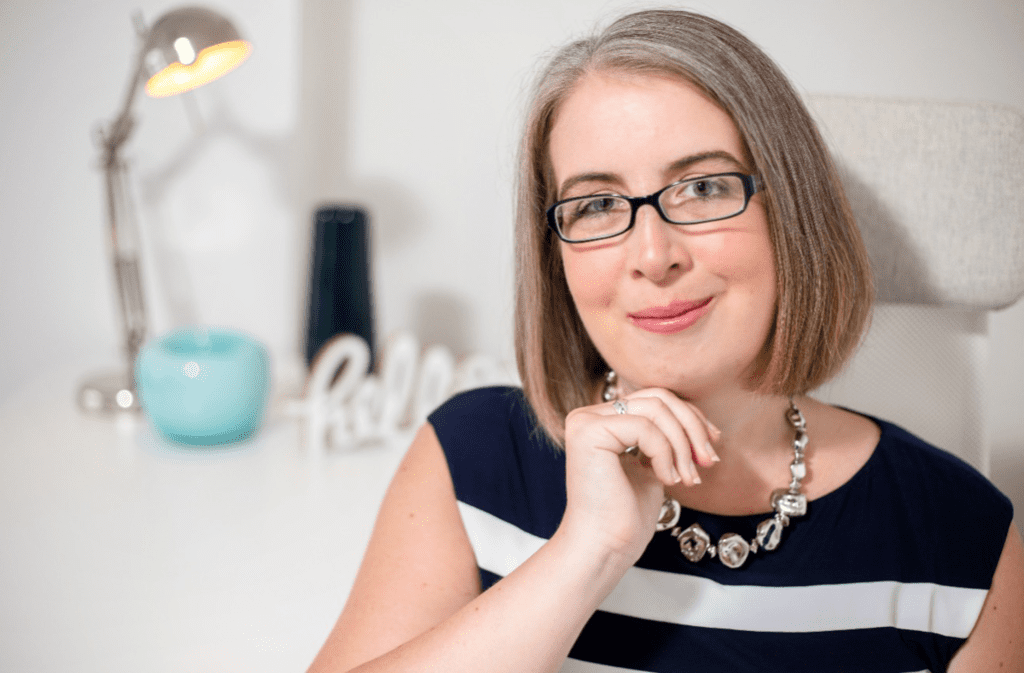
692, 388, 794, 462
672, 387, 803, 515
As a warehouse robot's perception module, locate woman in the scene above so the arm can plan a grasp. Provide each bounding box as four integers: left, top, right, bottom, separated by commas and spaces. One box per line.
309, 10, 1023, 672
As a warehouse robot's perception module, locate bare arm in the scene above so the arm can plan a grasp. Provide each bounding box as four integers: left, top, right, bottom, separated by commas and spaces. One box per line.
306, 424, 640, 673
307, 390, 714, 673
948, 523, 1024, 672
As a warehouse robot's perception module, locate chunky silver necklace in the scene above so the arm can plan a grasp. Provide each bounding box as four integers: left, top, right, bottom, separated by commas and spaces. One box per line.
603, 371, 808, 569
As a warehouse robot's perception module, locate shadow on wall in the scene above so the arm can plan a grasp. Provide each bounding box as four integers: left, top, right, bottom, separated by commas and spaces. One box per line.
126, 85, 429, 389
132, 100, 301, 376
990, 447, 1024, 538
411, 291, 474, 358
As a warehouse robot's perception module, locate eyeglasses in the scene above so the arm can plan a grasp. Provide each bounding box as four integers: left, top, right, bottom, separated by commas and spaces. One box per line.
546, 172, 760, 243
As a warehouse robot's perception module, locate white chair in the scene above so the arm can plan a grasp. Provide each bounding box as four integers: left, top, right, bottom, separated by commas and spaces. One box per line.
807, 95, 1024, 474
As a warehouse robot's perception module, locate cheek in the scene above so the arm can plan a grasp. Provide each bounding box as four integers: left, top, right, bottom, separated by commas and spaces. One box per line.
562, 247, 617, 311
737, 243, 777, 295
561, 247, 623, 337
704, 228, 776, 292
692, 229, 778, 348
746, 238, 778, 302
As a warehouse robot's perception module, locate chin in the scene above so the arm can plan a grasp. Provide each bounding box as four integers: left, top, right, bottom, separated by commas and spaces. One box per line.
624, 358, 751, 400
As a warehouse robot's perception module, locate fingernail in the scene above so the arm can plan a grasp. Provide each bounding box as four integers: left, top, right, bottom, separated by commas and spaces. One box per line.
690, 464, 702, 484
706, 441, 721, 463
672, 466, 682, 484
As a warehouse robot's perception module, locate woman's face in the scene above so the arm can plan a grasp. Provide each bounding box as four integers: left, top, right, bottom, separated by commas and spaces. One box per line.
548, 70, 777, 398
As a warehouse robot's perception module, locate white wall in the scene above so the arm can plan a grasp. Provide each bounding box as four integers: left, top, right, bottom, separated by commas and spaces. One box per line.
2, 1, 1023, 515
0, 0, 301, 401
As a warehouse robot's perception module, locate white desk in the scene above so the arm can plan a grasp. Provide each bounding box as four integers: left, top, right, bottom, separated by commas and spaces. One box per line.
0, 369, 409, 672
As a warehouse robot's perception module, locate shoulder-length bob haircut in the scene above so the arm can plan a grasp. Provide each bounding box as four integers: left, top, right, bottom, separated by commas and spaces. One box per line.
514, 9, 874, 445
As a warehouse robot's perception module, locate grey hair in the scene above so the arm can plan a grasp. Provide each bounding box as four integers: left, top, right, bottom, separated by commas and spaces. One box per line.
514, 9, 873, 445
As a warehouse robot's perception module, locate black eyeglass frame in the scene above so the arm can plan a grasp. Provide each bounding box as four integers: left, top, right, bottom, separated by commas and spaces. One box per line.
545, 172, 760, 243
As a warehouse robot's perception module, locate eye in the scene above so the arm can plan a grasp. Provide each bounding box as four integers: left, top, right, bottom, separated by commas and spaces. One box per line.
555, 194, 631, 240
659, 174, 746, 224
692, 180, 713, 196
682, 177, 730, 199
575, 196, 624, 218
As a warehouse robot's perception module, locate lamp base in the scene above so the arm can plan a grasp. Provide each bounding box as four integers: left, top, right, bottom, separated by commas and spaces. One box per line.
77, 371, 143, 414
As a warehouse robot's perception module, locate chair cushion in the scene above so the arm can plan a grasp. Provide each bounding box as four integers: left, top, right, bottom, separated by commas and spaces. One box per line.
808, 95, 1024, 310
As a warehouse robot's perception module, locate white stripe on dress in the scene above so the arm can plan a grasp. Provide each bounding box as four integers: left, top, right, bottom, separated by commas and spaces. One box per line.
458, 501, 986, 639
558, 662, 931, 673
559, 658, 650, 673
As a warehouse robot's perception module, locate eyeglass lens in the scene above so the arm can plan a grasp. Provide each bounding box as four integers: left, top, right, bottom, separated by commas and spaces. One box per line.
555, 174, 748, 241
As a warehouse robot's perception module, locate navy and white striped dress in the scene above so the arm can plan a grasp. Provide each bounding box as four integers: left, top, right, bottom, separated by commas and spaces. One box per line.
428, 386, 1013, 673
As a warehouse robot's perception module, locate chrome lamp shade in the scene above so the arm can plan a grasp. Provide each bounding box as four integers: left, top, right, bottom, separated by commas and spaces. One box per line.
143, 7, 251, 98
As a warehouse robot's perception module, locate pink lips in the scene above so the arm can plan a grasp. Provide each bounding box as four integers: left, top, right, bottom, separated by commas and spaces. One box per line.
628, 297, 713, 335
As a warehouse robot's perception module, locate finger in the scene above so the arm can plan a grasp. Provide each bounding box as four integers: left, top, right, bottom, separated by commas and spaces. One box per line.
682, 400, 722, 442
630, 390, 718, 469
613, 396, 696, 485
605, 416, 682, 486
576, 406, 679, 484
678, 400, 720, 467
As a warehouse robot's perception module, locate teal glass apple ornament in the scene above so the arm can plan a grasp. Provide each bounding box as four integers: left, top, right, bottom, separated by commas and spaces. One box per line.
135, 326, 271, 445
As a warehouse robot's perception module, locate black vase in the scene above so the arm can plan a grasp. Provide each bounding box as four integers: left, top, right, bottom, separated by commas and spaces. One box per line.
305, 205, 375, 370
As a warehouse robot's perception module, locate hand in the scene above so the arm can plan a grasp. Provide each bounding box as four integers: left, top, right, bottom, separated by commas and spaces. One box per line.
558, 388, 721, 564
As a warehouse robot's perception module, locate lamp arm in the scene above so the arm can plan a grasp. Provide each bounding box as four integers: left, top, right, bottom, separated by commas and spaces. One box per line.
80, 7, 251, 413
98, 49, 150, 386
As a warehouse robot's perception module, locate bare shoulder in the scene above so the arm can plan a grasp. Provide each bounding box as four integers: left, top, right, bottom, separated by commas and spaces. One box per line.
798, 397, 881, 500
949, 524, 1024, 671
307, 424, 481, 673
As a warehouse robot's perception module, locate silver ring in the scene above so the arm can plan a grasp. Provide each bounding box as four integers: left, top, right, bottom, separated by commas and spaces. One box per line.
612, 399, 637, 455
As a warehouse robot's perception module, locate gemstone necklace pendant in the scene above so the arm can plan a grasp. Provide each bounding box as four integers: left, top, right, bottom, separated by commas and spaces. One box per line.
659, 399, 808, 569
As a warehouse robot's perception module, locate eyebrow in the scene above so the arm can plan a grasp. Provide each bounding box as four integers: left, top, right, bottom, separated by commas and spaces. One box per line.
557, 150, 746, 199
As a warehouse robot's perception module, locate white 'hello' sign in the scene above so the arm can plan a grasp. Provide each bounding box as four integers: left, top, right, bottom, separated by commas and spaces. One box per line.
292, 332, 516, 454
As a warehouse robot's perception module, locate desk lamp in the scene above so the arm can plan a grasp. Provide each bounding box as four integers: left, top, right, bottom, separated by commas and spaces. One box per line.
78, 7, 251, 414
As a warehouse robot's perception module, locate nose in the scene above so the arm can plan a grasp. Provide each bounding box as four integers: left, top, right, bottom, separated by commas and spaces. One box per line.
629, 203, 692, 283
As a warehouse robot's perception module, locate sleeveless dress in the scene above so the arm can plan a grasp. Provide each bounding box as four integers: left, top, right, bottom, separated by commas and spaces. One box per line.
428, 386, 1014, 673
